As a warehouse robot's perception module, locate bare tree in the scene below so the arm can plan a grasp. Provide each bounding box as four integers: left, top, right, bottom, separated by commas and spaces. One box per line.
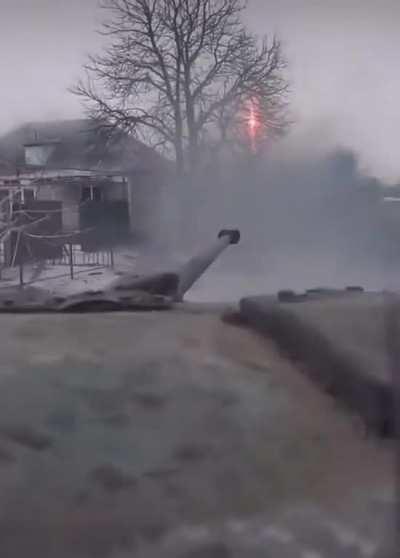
73, 0, 289, 176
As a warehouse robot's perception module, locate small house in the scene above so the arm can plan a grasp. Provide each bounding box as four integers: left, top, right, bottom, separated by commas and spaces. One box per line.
0, 119, 171, 248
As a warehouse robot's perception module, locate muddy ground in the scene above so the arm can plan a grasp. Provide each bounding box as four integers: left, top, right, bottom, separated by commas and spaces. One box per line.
0, 305, 394, 557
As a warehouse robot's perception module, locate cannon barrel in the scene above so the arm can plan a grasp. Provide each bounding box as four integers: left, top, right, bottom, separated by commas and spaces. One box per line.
106, 228, 240, 302
0, 230, 240, 312
175, 229, 240, 301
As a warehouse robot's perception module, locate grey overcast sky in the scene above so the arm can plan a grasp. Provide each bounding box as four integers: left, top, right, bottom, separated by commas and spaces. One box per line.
0, 0, 399, 182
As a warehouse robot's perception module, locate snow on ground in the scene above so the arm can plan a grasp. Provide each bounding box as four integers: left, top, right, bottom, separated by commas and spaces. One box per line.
0, 241, 399, 304
0, 264, 115, 296
0, 245, 218, 300
0, 249, 142, 296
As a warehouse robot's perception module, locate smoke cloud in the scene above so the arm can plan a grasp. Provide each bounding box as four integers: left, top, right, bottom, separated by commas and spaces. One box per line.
1, 0, 399, 302
0, 0, 399, 184
175, 135, 399, 301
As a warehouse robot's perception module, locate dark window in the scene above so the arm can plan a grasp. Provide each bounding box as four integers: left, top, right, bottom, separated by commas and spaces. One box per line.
24, 189, 35, 202
81, 186, 103, 202
24, 143, 56, 167
92, 186, 103, 202
81, 186, 91, 202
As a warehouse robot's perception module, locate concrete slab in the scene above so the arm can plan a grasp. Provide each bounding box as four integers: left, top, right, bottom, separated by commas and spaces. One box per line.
240, 292, 394, 436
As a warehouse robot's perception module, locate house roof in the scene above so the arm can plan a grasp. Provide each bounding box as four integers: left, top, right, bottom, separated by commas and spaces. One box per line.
0, 118, 171, 177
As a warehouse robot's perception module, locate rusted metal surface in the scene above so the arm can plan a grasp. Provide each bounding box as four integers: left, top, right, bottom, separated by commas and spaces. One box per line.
110, 272, 179, 296
240, 292, 397, 437
0, 287, 172, 313
0, 309, 392, 557
384, 294, 400, 556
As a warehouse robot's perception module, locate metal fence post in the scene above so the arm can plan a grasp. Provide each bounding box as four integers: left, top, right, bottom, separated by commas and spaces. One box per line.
19, 261, 24, 287
69, 243, 74, 279
110, 246, 115, 269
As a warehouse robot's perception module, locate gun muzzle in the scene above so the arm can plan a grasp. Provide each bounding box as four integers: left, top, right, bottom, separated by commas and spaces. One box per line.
218, 229, 241, 245
175, 228, 241, 301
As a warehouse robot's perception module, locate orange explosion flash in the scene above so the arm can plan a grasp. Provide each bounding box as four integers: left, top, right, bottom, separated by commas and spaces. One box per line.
247, 100, 260, 151
248, 104, 257, 136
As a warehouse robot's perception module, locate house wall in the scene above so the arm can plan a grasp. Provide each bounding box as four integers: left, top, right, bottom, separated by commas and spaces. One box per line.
105, 182, 127, 201
36, 183, 80, 231
127, 171, 165, 243
36, 181, 128, 232
0, 168, 168, 243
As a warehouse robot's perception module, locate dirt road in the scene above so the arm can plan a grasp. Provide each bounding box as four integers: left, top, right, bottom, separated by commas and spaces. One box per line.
0, 306, 394, 557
